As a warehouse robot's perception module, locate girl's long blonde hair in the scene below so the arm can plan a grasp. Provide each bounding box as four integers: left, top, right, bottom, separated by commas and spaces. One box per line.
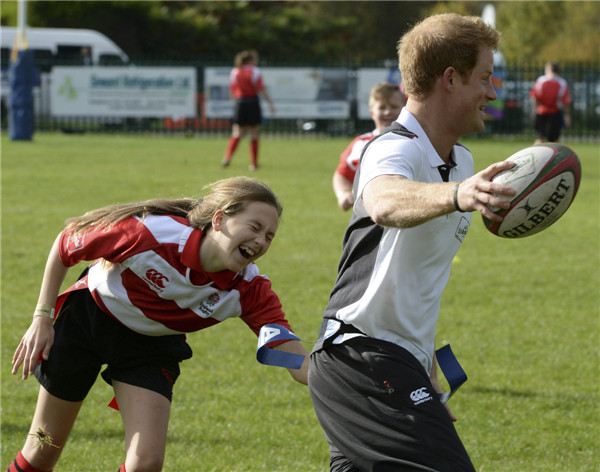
66, 176, 283, 234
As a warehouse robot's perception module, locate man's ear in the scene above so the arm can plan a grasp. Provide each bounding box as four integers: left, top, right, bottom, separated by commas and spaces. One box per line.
212, 210, 224, 232
443, 66, 456, 90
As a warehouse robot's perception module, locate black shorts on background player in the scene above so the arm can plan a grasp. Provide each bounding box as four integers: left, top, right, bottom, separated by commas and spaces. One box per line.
234, 97, 262, 126
534, 112, 562, 142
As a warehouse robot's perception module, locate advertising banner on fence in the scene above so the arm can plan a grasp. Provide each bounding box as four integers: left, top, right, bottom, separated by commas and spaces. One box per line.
50, 66, 196, 117
204, 67, 350, 119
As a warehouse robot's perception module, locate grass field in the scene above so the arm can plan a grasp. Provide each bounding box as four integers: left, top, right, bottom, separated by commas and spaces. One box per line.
1, 132, 598, 471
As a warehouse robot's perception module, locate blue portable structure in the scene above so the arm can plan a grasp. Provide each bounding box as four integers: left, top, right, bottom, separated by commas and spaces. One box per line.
8, 0, 35, 141
8, 32, 35, 141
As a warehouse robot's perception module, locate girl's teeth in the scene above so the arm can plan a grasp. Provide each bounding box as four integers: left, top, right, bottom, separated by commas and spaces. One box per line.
241, 246, 255, 257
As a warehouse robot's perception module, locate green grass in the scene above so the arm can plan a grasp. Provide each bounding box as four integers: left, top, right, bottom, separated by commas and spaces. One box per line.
1, 132, 598, 471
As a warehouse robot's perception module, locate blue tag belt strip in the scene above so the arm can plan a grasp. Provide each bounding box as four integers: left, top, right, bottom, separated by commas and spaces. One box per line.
256, 324, 305, 370
256, 324, 468, 403
435, 343, 468, 404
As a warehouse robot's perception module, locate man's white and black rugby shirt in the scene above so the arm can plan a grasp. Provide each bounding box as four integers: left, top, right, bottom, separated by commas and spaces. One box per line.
317, 108, 474, 374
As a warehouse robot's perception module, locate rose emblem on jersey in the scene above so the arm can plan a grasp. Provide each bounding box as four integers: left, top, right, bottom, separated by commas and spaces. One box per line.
197, 292, 220, 316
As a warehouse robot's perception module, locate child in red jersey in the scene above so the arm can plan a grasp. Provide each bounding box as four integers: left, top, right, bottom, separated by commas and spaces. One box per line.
222, 50, 275, 171
530, 61, 572, 144
7, 176, 308, 472
333, 82, 405, 211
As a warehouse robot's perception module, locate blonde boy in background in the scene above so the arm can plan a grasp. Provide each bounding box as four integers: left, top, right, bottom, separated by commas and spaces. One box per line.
333, 82, 405, 211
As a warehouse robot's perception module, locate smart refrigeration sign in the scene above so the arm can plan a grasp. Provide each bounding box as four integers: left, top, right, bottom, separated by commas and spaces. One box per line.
50, 66, 196, 117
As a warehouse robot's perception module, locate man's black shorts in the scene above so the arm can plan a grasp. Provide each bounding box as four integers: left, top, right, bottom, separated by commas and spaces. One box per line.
309, 336, 476, 472
35, 289, 193, 402
233, 97, 262, 126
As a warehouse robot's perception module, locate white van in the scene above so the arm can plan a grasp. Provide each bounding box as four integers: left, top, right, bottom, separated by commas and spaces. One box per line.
1, 27, 129, 122
1, 26, 129, 69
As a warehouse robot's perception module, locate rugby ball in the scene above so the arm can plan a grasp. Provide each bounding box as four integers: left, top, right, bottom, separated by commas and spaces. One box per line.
483, 143, 581, 238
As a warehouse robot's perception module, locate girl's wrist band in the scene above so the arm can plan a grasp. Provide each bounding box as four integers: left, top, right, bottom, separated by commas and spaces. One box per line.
34, 303, 55, 319
453, 182, 465, 212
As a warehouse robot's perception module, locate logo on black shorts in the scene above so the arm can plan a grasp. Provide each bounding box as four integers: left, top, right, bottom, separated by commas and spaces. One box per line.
161, 367, 175, 388
410, 387, 432, 405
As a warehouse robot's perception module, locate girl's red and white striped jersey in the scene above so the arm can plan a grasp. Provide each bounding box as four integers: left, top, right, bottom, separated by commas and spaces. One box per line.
229, 65, 265, 99
58, 215, 291, 336
530, 74, 572, 115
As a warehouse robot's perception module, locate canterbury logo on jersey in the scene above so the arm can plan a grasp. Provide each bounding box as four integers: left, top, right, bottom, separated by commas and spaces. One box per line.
67, 232, 85, 254
410, 387, 432, 405
143, 269, 169, 291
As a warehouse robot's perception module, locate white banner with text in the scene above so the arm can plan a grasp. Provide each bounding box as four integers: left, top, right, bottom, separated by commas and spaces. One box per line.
50, 66, 197, 118
204, 67, 350, 119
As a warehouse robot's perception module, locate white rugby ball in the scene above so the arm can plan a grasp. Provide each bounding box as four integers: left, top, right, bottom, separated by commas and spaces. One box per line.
483, 143, 581, 238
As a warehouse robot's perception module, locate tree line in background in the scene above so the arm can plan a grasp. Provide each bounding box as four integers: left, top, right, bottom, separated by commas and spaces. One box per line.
2, 1, 599, 65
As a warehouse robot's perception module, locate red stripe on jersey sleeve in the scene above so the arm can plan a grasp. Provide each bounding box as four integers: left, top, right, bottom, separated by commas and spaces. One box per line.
59, 218, 156, 267
240, 277, 292, 337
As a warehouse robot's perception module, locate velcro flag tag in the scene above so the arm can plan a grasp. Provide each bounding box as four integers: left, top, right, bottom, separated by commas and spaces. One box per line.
257, 324, 305, 370
436, 344, 468, 404
108, 396, 120, 411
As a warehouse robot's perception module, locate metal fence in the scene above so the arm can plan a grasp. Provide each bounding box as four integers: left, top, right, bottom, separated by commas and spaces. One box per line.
484, 62, 600, 141
2, 57, 599, 140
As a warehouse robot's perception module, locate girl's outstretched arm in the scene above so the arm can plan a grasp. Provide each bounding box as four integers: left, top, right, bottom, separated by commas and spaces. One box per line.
12, 234, 69, 379
275, 340, 309, 385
